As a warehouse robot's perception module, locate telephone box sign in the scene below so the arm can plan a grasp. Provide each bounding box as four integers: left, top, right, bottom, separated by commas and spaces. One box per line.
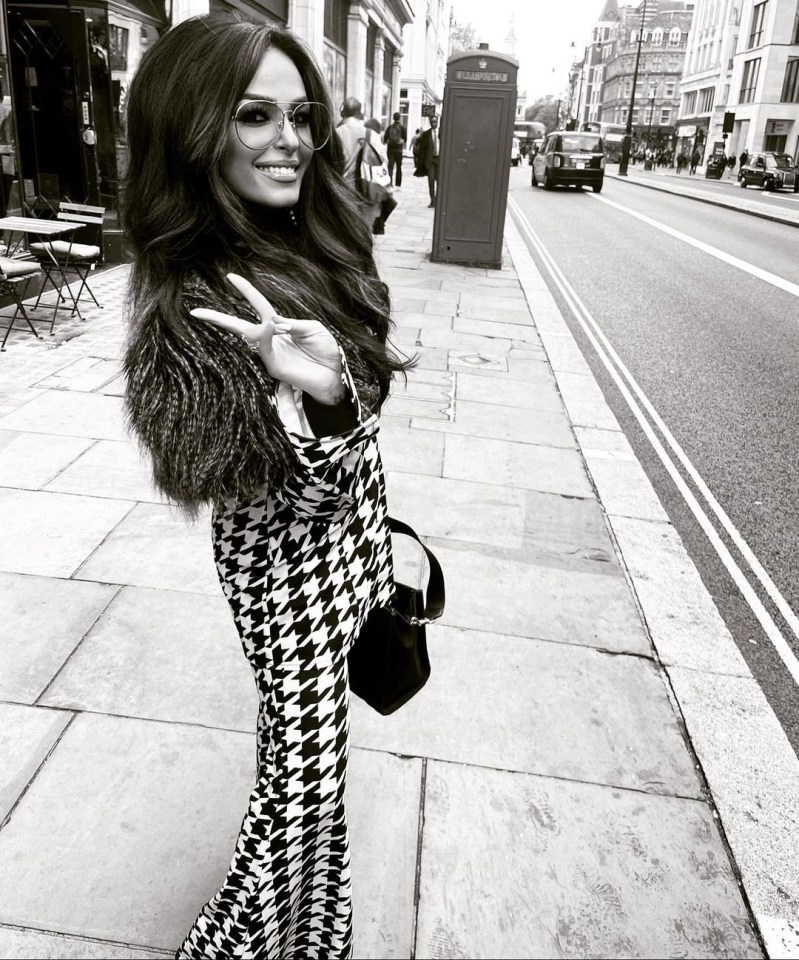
455, 70, 509, 82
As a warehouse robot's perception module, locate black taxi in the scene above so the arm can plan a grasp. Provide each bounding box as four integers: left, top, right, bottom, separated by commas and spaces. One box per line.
738, 153, 798, 192
531, 131, 605, 192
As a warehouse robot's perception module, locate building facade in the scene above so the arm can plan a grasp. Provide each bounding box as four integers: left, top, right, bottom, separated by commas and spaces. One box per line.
0, 0, 414, 261
601, 2, 694, 154
397, 0, 451, 148
677, 0, 799, 163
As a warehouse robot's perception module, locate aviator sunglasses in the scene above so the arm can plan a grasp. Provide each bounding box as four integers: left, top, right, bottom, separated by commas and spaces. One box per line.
231, 100, 332, 151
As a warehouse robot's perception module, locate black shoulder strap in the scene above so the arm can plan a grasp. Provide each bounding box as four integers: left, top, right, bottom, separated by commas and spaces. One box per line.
388, 517, 445, 622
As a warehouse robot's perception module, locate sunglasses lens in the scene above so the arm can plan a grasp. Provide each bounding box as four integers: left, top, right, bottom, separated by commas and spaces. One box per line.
291, 102, 331, 150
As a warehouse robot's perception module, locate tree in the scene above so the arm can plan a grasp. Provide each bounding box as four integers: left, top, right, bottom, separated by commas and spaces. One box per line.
526, 96, 560, 133
450, 20, 479, 55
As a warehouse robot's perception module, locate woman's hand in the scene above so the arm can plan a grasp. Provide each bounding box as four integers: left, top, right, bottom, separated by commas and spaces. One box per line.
189, 274, 345, 405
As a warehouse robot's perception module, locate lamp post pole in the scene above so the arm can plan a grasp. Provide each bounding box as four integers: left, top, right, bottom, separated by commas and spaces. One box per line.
618, 0, 648, 176
646, 93, 655, 149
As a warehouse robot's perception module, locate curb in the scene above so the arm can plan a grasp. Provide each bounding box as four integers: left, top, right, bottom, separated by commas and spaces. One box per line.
605, 171, 799, 229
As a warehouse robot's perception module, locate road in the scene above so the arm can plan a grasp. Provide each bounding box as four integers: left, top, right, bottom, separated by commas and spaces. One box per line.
508, 165, 799, 752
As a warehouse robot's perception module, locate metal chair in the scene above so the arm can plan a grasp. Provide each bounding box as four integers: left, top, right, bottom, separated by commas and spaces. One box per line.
29, 201, 105, 320
0, 256, 43, 351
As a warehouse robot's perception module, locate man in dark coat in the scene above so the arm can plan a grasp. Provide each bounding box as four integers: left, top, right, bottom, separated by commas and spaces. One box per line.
414, 116, 440, 208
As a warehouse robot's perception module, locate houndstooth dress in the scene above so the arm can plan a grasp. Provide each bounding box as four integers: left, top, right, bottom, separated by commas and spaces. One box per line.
176, 357, 394, 960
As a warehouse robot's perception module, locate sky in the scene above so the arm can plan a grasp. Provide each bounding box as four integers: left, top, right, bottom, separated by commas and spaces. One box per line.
449, 0, 608, 102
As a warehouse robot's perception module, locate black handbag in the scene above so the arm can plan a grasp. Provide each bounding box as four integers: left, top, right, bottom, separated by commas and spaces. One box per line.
348, 518, 445, 716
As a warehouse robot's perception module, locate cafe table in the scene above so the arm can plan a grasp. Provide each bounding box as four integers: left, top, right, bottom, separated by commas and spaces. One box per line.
0, 215, 86, 333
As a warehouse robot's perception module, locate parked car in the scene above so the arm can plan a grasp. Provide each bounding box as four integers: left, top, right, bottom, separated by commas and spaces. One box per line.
738, 152, 798, 192
510, 136, 520, 167
531, 131, 605, 192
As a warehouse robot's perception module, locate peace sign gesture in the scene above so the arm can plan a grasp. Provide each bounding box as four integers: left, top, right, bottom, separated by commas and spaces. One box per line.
190, 274, 345, 405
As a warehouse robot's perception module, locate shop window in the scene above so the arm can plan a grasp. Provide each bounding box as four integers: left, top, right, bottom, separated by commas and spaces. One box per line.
781, 58, 799, 102
764, 133, 787, 152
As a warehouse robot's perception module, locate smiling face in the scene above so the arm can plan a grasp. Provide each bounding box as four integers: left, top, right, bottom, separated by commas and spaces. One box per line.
222, 46, 313, 209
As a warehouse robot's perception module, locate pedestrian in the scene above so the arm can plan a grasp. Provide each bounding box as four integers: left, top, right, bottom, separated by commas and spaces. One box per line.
739, 149, 749, 169
689, 147, 701, 175
675, 153, 685, 175
727, 154, 736, 177
362, 117, 392, 235
382, 110, 406, 189
336, 96, 382, 232
414, 115, 440, 208
121, 14, 412, 958
409, 126, 422, 164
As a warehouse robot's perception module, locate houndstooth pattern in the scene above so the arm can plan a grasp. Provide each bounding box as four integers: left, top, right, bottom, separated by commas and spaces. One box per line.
176, 375, 394, 960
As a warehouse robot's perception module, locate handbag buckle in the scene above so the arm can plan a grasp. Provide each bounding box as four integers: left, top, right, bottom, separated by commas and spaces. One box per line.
387, 605, 433, 627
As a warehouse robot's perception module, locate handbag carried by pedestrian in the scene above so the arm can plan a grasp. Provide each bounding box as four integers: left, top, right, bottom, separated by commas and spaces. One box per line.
348, 129, 393, 206
348, 517, 445, 715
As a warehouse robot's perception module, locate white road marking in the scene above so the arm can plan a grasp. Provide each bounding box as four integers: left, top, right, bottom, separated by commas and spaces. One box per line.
588, 192, 799, 299
508, 195, 799, 687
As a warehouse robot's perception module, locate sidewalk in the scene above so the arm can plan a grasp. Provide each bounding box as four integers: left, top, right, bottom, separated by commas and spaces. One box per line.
605, 163, 799, 227
0, 173, 794, 958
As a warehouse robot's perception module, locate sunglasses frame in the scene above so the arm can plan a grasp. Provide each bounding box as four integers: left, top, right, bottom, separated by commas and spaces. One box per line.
231, 99, 332, 152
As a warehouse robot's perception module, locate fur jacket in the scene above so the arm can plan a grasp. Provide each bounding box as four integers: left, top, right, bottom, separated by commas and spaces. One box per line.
124, 272, 381, 513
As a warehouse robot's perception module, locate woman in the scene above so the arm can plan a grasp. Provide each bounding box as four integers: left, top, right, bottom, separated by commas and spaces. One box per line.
122, 14, 411, 959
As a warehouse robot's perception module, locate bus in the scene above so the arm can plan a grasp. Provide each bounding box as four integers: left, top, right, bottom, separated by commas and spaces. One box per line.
582, 121, 627, 162
514, 121, 547, 159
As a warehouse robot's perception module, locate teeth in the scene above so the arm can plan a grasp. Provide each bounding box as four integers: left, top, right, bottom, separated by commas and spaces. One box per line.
257, 166, 296, 176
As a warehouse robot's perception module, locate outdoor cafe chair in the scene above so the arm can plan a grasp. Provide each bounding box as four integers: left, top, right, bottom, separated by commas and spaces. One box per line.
28, 201, 105, 317
0, 255, 43, 351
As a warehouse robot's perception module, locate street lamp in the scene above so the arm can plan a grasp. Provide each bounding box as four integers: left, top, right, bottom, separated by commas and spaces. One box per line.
618, 0, 649, 177
646, 89, 656, 151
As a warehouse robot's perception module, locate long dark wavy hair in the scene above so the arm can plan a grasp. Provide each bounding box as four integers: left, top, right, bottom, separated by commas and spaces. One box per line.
123, 14, 411, 511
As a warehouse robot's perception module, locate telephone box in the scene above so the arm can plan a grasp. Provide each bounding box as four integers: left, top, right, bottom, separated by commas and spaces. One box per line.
432, 48, 518, 269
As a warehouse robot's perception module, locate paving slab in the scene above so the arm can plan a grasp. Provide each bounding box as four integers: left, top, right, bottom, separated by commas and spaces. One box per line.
348, 750, 422, 960
584, 451, 671, 523
0, 927, 171, 959
384, 473, 526, 550
442, 434, 593, 498
44, 440, 163, 504
416, 761, 762, 959
40, 586, 256, 732
413, 400, 576, 448
0, 713, 253, 950
0, 489, 134, 579
0, 390, 128, 441
352, 626, 699, 796
0, 573, 118, 703
378, 418, 444, 477
667, 668, 799, 942
429, 542, 649, 654
0, 431, 95, 490
454, 369, 562, 413
74, 502, 220, 597
610, 516, 752, 676
537, 331, 594, 376
523, 488, 617, 565
555, 371, 623, 431
0, 703, 73, 821
453, 316, 542, 344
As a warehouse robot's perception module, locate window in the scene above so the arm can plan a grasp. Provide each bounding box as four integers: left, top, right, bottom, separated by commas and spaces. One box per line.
652, 29, 663, 46
782, 58, 799, 102
794, 2, 799, 44
740, 57, 761, 102
665, 81, 675, 97
698, 87, 714, 111
683, 90, 697, 114
660, 107, 671, 123
323, 0, 347, 47
366, 22, 377, 72
748, 2, 767, 48
668, 27, 682, 46
108, 24, 128, 72
632, 107, 640, 123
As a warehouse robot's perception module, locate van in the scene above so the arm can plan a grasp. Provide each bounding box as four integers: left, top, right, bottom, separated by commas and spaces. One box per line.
531, 131, 605, 192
